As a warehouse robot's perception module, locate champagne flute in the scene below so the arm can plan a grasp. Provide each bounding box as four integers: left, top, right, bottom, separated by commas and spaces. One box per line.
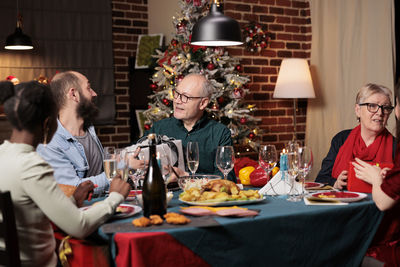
216, 146, 235, 180
298, 146, 313, 196
287, 149, 301, 202
186, 141, 199, 176
103, 146, 116, 182
116, 149, 129, 182
259, 145, 277, 178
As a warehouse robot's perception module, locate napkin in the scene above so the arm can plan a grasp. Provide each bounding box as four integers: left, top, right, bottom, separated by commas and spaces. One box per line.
258, 171, 303, 196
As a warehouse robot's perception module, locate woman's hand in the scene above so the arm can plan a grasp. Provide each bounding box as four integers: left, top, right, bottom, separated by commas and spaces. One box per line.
352, 158, 383, 185
73, 181, 95, 208
333, 170, 348, 190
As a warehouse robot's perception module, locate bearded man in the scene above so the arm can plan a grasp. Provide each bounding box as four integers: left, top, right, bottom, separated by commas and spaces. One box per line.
37, 71, 109, 194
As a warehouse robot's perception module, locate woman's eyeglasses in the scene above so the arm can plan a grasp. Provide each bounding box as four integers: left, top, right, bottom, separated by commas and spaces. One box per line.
358, 103, 394, 114
172, 89, 205, 103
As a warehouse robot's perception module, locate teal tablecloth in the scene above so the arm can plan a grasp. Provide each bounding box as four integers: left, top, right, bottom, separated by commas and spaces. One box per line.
99, 193, 383, 267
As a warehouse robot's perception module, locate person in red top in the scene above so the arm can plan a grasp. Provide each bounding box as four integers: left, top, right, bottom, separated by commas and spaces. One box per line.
316, 83, 395, 191
353, 82, 400, 266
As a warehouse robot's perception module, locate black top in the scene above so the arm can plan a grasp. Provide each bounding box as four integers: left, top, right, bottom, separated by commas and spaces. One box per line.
315, 129, 396, 186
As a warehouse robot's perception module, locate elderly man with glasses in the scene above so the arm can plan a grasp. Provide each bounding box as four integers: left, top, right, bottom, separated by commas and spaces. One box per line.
144, 73, 236, 181
316, 83, 396, 191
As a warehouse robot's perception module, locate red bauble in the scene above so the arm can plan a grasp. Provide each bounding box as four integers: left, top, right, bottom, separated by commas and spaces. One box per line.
235, 64, 242, 72
240, 117, 247, 124
162, 98, 170, 105
232, 88, 244, 99
147, 105, 152, 109
211, 103, 219, 111
207, 63, 215, 71
182, 43, 190, 53
171, 39, 178, 47
248, 132, 255, 140
144, 124, 151, 130
149, 83, 158, 91
217, 96, 224, 104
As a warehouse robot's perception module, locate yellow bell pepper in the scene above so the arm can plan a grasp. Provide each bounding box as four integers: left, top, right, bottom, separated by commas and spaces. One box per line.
239, 166, 255, 185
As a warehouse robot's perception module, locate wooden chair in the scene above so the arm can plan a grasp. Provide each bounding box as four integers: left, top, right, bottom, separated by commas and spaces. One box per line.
0, 191, 21, 267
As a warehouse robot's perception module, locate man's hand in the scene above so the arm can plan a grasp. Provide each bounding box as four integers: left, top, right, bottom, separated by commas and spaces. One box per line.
110, 177, 130, 198
73, 181, 95, 208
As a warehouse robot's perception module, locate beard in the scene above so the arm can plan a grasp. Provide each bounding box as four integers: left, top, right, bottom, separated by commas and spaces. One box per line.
76, 94, 99, 131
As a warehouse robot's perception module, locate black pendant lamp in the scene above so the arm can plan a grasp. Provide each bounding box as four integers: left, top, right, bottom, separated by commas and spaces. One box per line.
191, 0, 243, 47
5, 0, 33, 50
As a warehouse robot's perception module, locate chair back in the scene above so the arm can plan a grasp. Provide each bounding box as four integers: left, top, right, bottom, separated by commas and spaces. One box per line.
0, 191, 21, 267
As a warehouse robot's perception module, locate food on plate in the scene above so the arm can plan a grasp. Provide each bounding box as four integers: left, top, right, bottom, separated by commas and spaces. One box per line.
164, 212, 191, 225
317, 194, 336, 198
179, 179, 261, 203
239, 166, 255, 185
116, 206, 132, 213
149, 215, 163, 225
180, 206, 259, 217
202, 179, 240, 195
132, 216, 151, 227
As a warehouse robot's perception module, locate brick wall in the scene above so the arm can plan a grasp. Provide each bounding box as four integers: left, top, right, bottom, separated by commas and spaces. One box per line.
225, 0, 311, 151
100, 0, 311, 151
96, 0, 149, 148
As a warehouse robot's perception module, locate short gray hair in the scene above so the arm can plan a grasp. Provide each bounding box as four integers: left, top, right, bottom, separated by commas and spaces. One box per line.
356, 83, 392, 105
50, 71, 82, 108
185, 73, 214, 97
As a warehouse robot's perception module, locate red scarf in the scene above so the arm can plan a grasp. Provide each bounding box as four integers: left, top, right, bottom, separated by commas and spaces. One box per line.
332, 125, 393, 178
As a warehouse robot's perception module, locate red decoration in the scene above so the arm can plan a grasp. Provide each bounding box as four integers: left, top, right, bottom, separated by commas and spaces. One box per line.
211, 103, 219, 111
182, 43, 190, 53
149, 83, 158, 91
240, 117, 247, 124
235, 65, 242, 72
248, 132, 255, 140
207, 63, 215, 70
232, 88, 244, 99
193, 0, 201, 6
176, 75, 184, 83
162, 98, 170, 106
147, 105, 152, 109
217, 96, 224, 104
171, 39, 178, 47
144, 124, 151, 131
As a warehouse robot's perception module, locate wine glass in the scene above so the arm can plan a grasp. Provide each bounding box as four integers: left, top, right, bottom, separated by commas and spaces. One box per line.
130, 149, 147, 190
186, 141, 199, 176
215, 146, 235, 180
259, 145, 277, 178
286, 148, 301, 202
298, 146, 313, 196
158, 146, 172, 183
103, 146, 116, 182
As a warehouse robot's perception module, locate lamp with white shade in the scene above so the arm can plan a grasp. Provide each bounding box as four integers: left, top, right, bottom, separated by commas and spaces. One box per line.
273, 58, 315, 140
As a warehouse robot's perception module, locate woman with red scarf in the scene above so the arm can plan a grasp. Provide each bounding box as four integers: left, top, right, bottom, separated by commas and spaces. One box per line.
315, 83, 395, 190
352, 82, 400, 266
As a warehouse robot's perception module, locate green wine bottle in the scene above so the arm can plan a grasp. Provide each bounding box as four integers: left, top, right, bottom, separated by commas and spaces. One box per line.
142, 134, 167, 217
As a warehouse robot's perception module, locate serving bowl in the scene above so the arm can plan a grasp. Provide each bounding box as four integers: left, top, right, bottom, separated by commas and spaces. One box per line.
177, 174, 221, 191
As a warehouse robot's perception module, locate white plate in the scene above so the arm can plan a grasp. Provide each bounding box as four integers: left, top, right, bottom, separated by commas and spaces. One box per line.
179, 196, 267, 207
81, 203, 142, 219
308, 191, 367, 203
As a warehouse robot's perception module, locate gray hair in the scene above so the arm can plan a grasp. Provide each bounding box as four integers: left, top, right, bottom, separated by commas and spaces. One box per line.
184, 73, 214, 97
356, 83, 392, 105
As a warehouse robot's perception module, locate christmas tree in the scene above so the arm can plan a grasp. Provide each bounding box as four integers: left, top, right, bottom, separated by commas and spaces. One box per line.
143, 0, 260, 149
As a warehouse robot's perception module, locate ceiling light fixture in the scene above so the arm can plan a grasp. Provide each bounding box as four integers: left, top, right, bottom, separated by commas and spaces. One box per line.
191, 0, 243, 47
5, 0, 33, 50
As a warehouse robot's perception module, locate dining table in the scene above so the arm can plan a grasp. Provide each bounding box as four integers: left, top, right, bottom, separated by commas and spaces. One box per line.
67, 190, 385, 267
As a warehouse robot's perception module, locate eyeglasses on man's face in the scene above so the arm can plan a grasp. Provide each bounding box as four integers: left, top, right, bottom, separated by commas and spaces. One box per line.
358, 103, 394, 114
172, 89, 205, 103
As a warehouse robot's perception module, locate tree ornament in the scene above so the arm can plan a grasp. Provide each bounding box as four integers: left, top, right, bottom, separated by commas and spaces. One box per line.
248, 132, 255, 140
6, 75, 20, 85
149, 83, 158, 91
235, 64, 242, 72
182, 43, 191, 53
217, 96, 224, 104
162, 98, 170, 106
240, 117, 247, 124
211, 102, 219, 111
171, 39, 178, 47
193, 0, 201, 6
176, 74, 184, 83
207, 62, 215, 70
144, 124, 151, 131
232, 88, 244, 99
